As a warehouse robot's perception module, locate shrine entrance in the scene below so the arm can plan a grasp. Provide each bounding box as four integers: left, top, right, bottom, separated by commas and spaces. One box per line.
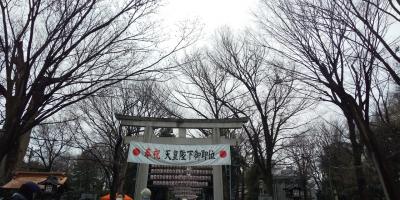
116, 115, 248, 200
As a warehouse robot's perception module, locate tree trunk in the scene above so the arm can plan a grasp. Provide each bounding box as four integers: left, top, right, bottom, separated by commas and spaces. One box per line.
110, 166, 119, 200
241, 168, 245, 200
117, 161, 128, 194
234, 166, 241, 200
0, 130, 18, 183
346, 117, 369, 200
349, 105, 400, 200
301, 175, 308, 200
263, 157, 274, 197
0, 94, 37, 183
0, 129, 31, 183
0, 155, 9, 184
223, 166, 230, 200
111, 133, 130, 200
110, 137, 123, 200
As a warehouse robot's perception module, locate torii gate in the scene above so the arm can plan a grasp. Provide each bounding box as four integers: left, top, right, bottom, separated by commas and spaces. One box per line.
116, 114, 248, 200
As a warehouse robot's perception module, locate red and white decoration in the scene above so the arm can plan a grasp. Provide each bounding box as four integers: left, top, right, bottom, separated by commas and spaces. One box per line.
127, 141, 231, 166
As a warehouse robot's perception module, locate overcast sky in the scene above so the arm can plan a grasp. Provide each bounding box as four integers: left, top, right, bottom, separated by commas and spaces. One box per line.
157, 0, 344, 124
159, 0, 259, 39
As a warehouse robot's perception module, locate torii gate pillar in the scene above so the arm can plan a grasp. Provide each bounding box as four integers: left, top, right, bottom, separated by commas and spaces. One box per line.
134, 126, 153, 200
212, 128, 224, 200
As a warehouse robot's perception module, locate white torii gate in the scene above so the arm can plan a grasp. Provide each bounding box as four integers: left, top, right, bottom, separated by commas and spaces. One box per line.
116, 114, 248, 200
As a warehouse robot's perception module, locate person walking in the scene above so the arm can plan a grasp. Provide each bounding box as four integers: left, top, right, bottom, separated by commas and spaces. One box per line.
11, 182, 41, 200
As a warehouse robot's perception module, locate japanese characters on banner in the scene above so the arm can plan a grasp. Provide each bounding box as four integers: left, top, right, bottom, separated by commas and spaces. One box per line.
127, 141, 231, 166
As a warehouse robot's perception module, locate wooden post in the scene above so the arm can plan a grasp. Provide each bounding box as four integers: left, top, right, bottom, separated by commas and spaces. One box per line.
213, 128, 224, 200
134, 126, 153, 200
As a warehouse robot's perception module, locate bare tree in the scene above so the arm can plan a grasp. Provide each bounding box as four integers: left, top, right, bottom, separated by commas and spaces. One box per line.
258, 0, 399, 198
29, 120, 73, 172
285, 119, 370, 199
200, 30, 311, 197
0, 0, 194, 182
333, 0, 400, 85
372, 82, 400, 187
285, 132, 319, 200
70, 80, 178, 200
172, 51, 247, 136
173, 51, 249, 199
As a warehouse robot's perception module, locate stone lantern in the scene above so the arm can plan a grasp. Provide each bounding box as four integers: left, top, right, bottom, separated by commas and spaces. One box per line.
140, 188, 151, 200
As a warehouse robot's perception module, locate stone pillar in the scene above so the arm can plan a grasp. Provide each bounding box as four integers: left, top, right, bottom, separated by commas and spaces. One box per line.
134, 126, 153, 200
213, 128, 224, 200
178, 128, 186, 138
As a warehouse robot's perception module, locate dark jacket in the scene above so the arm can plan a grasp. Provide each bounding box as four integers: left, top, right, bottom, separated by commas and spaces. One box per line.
12, 182, 41, 200
10, 193, 28, 200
